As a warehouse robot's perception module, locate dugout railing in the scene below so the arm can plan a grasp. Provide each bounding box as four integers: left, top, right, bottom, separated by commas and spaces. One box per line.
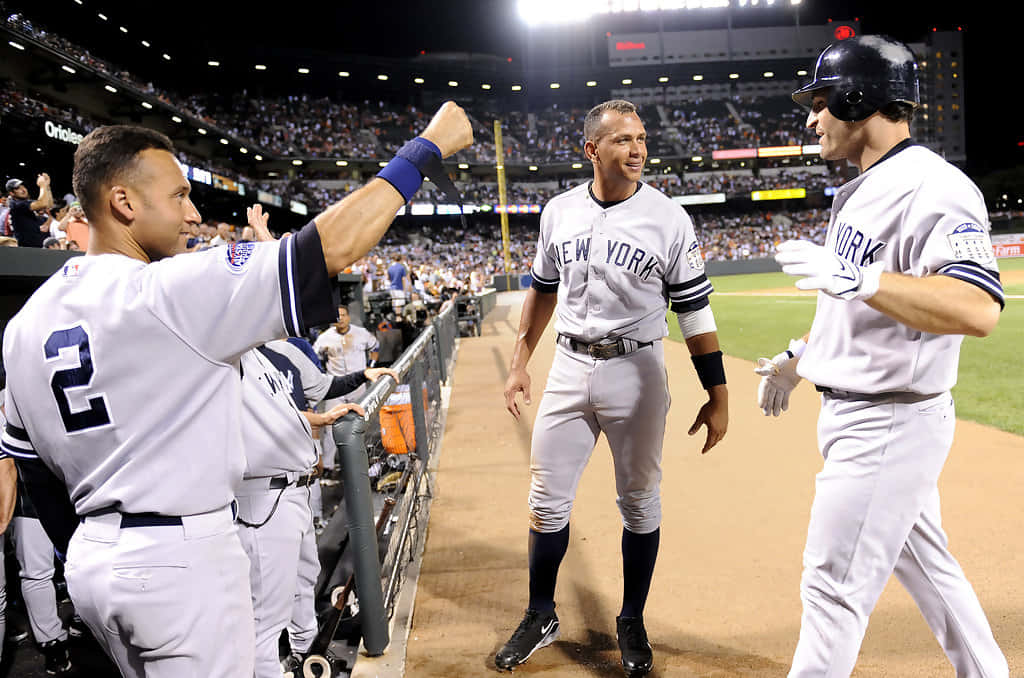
305, 300, 459, 676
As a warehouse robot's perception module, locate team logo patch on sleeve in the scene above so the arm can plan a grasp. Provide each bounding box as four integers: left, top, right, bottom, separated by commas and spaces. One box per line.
947, 223, 995, 264
686, 242, 705, 271
224, 242, 257, 274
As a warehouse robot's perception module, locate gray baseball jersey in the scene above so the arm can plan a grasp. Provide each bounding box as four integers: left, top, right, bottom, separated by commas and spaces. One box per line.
1, 227, 334, 516
531, 182, 713, 344
789, 140, 1008, 676
314, 324, 378, 377
527, 181, 713, 535
239, 348, 318, 478
798, 143, 1004, 394
261, 338, 333, 410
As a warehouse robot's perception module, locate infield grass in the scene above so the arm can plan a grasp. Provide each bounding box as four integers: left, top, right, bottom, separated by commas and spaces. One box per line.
667, 259, 1024, 436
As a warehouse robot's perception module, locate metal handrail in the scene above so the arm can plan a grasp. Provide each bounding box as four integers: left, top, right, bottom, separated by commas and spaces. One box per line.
328, 302, 457, 656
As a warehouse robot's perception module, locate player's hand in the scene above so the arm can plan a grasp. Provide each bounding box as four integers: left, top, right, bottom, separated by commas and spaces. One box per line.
246, 204, 275, 242
322, 402, 366, 425
754, 342, 803, 416
364, 367, 399, 383
504, 367, 532, 421
688, 386, 728, 454
775, 239, 884, 301
420, 101, 474, 158
36, 173, 50, 188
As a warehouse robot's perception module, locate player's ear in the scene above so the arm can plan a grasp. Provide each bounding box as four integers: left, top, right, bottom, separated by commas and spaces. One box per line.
584, 139, 598, 162
108, 185, 135, 225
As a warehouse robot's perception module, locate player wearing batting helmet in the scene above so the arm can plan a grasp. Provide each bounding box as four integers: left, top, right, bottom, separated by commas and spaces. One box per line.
756, 35, 1008, 677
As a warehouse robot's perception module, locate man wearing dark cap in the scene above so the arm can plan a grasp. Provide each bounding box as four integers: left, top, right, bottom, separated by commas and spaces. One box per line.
6, 174, 54, 248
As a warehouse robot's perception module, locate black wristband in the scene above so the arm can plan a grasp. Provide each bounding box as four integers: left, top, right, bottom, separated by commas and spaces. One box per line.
691, 350, 726, 389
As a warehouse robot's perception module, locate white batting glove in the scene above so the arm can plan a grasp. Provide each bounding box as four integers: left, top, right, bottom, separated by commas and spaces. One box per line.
754, 339, 805, 417
775, 240, 884, 301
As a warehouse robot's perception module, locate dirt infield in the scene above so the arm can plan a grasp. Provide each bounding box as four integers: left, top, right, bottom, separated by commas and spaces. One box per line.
403, 292, 1024, 677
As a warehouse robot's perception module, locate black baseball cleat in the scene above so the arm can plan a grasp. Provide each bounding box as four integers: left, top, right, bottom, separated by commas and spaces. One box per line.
495, 608, 560, 671
40, 637, 73, 675
616, 615, 653, 677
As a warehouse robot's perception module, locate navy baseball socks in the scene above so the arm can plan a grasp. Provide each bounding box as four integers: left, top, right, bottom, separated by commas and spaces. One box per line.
495, 526, 570, 670
617, 526, 660, 676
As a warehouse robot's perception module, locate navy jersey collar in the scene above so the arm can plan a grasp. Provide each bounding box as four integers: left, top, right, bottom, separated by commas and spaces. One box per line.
588, 181, 642, 209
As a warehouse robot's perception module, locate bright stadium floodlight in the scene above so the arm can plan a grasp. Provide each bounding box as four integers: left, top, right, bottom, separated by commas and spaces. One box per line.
518, 0, 594, 26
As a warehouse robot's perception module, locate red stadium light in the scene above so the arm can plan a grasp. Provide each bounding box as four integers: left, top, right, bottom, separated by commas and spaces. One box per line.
834, 25, 856, 40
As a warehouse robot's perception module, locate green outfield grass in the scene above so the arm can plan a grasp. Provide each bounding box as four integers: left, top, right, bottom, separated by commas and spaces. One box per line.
666, 261, 1024, 436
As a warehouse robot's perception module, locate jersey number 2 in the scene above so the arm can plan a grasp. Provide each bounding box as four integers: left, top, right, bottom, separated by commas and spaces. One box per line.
45, 326, 111, 433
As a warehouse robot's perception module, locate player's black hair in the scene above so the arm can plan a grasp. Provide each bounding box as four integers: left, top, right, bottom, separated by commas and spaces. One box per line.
72, 125, 175, 222
583, 100, 639, 142
879, 101, 916, 124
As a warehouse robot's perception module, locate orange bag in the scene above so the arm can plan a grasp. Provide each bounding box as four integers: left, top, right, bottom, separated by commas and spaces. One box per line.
380, 403, 415, 455
379, 386, 427, 455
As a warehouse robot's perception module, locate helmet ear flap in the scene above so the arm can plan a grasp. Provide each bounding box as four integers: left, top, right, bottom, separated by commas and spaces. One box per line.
827, 81, 875, 122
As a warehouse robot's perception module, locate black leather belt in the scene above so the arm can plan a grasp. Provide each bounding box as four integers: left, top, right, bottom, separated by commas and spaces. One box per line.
558, 334, 652, 360
269, 473, 316, 490
81, 509, 183, 528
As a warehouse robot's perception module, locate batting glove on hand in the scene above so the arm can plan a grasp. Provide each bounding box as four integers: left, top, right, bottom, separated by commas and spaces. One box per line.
775, 239, 884, 301
754, 339, 805, 417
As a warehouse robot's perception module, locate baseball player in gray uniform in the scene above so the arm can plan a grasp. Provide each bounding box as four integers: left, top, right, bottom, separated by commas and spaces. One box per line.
0, 105, 472, 677
500, 99, 728, 677
756, 36, 1008, 677
236, 342, 397, 678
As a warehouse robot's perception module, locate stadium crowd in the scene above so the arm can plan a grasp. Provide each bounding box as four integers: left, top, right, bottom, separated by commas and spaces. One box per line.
6, 12, 823, 166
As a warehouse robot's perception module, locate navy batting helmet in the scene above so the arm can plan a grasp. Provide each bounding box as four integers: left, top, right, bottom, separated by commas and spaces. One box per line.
792, 35, 920, 122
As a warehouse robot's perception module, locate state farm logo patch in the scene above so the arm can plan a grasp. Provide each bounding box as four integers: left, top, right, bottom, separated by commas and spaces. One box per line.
947, 223, 994, 264
224, 242, 256, 274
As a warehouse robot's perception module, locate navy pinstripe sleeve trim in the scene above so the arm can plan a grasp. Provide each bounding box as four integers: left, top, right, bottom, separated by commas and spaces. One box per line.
669, 280, 714, 302
667, 274, 708, 292
278, 221, 336, 336
531, 278, 559, 293
530, 268, 559, 293
937, 262, 1005, 309
2, 423, 37, 459
670, 296, 710, 314
530, 268, 559, 284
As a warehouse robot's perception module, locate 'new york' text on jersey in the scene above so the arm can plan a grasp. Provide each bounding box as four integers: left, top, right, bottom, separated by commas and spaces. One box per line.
531, 182, 712, 343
